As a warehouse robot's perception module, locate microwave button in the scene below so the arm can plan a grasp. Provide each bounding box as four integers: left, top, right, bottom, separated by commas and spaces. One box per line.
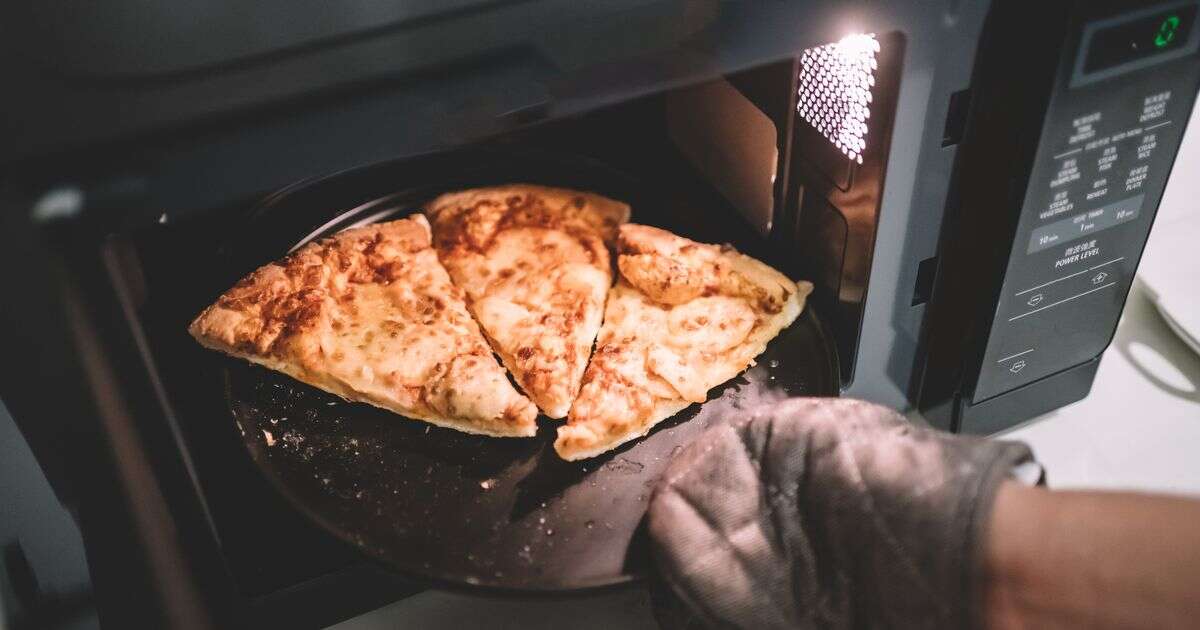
1008, 279, 1118, 322
995, 348, 1035, 371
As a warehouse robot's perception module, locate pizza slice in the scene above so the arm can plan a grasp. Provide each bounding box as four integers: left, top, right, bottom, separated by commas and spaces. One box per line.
555, 224, 812, 460
188, 215, 538, 437
424, 185, 630, 419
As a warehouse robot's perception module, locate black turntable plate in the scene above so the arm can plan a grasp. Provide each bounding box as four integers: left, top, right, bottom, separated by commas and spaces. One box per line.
215, 149, 839, 593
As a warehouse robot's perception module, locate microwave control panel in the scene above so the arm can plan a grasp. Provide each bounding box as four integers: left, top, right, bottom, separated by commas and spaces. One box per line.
972, 3, 1200, 403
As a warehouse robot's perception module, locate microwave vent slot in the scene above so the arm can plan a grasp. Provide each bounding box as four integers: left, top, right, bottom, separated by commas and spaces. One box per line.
912, 256, 938, 306
942, 88, 971, 147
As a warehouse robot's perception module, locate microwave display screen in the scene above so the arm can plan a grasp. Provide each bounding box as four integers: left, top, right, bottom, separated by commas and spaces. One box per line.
1084, 5, 1197, 73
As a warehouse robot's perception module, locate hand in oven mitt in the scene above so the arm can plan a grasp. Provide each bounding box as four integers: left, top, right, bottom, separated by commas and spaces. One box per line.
646, 398, 1039, 630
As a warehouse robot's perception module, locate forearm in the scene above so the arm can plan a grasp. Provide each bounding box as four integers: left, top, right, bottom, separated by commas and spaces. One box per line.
984, 482, 1200, 630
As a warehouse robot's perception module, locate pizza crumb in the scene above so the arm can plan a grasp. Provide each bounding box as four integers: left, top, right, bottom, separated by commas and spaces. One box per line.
602, 457, 645, 475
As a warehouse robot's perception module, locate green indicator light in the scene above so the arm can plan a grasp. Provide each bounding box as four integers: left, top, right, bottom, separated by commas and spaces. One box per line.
1155, 15, 1180, 48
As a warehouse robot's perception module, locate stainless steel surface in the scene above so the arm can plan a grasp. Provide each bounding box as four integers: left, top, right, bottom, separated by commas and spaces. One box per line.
0, 401, 98, 630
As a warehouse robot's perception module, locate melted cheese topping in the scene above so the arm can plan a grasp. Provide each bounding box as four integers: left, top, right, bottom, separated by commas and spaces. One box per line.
664, 296, 755, 352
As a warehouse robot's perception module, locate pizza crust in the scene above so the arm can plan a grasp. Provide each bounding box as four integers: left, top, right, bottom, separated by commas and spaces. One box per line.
555, 224, 811, 460
189, 215, 538, 437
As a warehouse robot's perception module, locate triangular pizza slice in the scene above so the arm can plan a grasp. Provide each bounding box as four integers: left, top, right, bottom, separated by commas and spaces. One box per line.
556, 224, 811, 460
424, 185, 630, 419
189, 215, 538, 437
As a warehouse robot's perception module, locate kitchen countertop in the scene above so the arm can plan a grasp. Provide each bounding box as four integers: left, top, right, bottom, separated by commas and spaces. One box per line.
1003, 280, 1200, 495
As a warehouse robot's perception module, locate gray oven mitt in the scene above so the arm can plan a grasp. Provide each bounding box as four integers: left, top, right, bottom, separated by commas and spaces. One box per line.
646, 397, 1039, 630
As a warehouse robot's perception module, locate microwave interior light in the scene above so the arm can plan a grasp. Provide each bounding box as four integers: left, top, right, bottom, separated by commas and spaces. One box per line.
797, 32, 879, 164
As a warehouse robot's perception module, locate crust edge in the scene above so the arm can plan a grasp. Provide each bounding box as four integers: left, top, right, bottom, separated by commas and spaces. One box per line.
190, 330, 538, 439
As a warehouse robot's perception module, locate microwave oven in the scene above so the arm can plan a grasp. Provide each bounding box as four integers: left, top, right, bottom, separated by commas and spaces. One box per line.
1, 0, 1198, 627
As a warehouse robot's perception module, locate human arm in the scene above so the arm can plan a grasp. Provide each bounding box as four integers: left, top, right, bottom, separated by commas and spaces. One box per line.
647, 397, 1200, 630
985, 482, 1200, 630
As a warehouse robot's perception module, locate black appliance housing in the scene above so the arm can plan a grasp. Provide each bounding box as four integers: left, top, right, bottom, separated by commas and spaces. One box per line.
1, 0, 1198, 627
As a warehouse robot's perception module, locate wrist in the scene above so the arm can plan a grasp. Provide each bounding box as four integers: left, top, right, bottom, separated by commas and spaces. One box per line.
983, 482, 1024, 629
982, 482, 1052, 630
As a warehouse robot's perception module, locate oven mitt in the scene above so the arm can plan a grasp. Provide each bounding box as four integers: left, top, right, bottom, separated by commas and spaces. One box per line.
646, 397, 1039, 630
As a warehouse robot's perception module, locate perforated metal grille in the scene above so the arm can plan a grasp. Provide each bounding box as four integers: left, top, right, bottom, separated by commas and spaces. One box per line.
797, 34, 879, 164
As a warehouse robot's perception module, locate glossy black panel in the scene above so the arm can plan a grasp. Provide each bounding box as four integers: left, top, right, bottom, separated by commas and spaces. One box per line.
1084, 4, 1197, 73
972, 45, 1200, 403
918, 0, 1200, 431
